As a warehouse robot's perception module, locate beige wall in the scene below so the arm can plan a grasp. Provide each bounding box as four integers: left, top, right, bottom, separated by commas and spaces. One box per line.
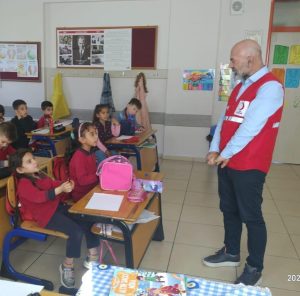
0, 0, 273, 159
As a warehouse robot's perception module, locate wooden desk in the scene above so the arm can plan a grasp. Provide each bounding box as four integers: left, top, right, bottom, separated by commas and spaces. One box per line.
27, 125, 73, 139
69, 171, 164, 268
26, 125, 72, 157
0, 157, 53, 250
106, 129, 160, 172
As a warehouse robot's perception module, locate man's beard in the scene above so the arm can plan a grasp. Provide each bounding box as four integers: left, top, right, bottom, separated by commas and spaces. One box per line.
232, 69, 249, 82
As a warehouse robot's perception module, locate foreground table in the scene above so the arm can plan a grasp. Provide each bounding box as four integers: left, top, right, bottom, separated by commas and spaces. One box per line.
77, 264, 272, 296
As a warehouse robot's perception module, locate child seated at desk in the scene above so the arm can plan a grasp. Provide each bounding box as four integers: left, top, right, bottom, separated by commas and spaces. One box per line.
69, 122, 98, 202
11, 99, 37, 149
0, 104, 5, 123
115, 98, 144, 136
37, 100, 53, 128
92, 104, 120, 165
0, 122, 17, 179
9, 149, 100, 289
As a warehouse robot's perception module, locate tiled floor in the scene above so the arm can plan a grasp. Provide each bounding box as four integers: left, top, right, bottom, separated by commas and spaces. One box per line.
1, 159, 300, 295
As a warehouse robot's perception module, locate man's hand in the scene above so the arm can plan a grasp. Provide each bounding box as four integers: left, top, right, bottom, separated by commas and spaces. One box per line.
206, 152, 219, 166
215, 155, 229, 168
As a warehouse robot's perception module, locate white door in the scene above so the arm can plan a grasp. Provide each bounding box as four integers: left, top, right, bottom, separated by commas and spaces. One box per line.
269, 32, 300, 164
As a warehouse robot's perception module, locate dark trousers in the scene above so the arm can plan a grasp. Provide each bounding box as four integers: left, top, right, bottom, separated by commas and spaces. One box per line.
45, 204, 99, 258
218, 166, 267, 272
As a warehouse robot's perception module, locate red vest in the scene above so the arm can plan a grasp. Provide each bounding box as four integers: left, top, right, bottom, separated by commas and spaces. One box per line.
220, 72, 283, 173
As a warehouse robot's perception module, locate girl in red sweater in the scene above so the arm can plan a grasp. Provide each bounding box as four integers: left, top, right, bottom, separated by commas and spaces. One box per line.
69, 122, 99, 202
9, 149, 100, 289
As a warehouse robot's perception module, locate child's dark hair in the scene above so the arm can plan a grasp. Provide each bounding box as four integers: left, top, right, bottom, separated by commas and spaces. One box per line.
92, 104, 109, 123
134, 72, 148, 93
0, 104, 5, 115
78, 122, 96, 138
41, 100, 53, 110
65, 122, 96, 163
9, 148, 44, 182
0, 122, 17, 142
9, 148, 31, 177
128, 98, 142, 110
12, 99, 27, 110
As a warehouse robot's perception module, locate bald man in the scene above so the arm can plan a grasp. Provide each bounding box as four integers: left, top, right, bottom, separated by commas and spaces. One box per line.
203, 40, 284, 286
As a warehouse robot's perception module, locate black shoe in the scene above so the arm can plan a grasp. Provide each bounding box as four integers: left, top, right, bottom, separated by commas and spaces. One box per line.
235, 263, 262, 286
203, 246, 240, 267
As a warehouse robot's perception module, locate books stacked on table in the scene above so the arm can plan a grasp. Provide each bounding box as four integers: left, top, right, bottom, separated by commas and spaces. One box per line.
109, 267, 186, 296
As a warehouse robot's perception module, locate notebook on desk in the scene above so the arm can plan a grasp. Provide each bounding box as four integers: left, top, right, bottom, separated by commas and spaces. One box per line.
31, 128, 49, 134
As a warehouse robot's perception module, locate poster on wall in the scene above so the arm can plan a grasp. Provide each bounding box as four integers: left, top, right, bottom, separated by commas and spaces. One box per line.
182, 69, 215, 90
288, 45, 300, 65
104, 29, 132, 71
0, 42, 40, 81
57, 28, 105, 68
218, 63, 234, 101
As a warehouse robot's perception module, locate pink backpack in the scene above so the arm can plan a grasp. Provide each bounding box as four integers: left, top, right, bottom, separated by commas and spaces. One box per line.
96, 155, 133, 191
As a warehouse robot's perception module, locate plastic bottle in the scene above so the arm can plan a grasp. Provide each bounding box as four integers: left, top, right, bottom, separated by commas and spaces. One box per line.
49, 116, 54, 135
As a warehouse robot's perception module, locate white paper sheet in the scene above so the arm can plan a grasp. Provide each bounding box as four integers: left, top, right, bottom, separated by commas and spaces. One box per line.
57, 119, 73, 127
0, 279, 43, 295
31, 128, 49, 134
116, 135, 133, 140
85, 193, 123, 211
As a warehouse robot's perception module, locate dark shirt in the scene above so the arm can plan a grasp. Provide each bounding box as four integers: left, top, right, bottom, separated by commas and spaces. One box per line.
11, 115, 37, 148
95, 121, 113, 143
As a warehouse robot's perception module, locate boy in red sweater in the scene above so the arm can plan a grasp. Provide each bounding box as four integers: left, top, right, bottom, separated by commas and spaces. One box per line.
37, 100, 53, 128
0, 122, 17, 179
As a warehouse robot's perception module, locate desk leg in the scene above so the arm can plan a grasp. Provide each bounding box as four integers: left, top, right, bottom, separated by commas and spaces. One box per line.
152, 193, 164, 241
114, 220, 134, 268
152, 134, 160, 172
131, 146, 142, 170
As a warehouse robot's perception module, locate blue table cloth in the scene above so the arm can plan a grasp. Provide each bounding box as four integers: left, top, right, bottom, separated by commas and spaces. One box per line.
77, 264, 272, 296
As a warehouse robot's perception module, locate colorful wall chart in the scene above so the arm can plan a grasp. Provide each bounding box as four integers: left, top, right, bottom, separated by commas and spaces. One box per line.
182, 69, 215, 91
271, 68, 285, 85
218, 64, 234, 101
288, 45, 300, 65
273, 45, 289, 64
285, 68, 300, 88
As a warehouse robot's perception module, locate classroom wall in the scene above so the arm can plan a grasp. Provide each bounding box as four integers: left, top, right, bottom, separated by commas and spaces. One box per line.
0, 0, 273, 160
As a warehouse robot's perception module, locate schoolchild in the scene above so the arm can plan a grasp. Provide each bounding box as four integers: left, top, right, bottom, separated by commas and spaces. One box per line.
9, 149, 100, 288
69, 122, 99, 202
11, 99, 37, 148
115, 98, 143, 135
0, 122, 17, 179
92, 104, 120, 164
0, 104, 5, 123
37, 100, 53, 128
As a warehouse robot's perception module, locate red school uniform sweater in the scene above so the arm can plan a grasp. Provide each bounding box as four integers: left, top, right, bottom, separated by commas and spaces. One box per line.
17, 175, 63, 227
37, 115, 50, 128
69, 148, 98, 202
0, 145, 15, 161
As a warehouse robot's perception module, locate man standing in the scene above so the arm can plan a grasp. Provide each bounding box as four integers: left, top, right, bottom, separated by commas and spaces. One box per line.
203, 39, 284, 286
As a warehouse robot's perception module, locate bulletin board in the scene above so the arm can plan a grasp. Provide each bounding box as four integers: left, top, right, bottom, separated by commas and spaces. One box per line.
56, 26, 157, 69
0, 42, 41, 82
